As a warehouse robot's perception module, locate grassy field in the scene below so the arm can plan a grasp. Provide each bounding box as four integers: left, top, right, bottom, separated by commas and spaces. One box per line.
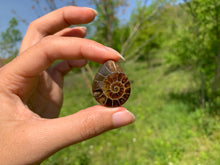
42, 60, 220, 165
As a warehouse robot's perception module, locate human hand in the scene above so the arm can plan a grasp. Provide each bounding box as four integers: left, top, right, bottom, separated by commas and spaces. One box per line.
0, 6, 135, 165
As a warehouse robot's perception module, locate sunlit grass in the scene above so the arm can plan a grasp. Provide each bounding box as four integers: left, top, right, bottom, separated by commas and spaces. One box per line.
42, 60, 220, 165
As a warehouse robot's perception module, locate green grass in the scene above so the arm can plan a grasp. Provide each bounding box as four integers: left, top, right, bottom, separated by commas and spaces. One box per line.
42, 60, 220, 165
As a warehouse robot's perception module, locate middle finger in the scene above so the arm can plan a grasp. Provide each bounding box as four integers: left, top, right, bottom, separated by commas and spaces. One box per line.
20, 6, 97, 52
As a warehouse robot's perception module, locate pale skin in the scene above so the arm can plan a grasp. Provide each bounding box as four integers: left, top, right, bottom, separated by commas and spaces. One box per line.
0, 6, 135, 165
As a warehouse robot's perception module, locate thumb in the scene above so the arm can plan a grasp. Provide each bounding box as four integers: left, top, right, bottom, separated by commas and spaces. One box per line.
28, 105, 135, 163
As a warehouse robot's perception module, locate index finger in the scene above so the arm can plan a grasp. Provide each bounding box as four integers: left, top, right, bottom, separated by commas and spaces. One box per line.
5, 36, 123, 78
20, 6, 97, 52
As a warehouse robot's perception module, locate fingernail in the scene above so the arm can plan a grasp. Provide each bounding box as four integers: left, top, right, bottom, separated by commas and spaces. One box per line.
112, 110, 135, 128
78, 26, 87, 31
105, 46, 125, 61
88, 7, 98, 15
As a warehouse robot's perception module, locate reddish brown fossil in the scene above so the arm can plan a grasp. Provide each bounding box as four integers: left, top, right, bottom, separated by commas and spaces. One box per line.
92, 60, 131, 107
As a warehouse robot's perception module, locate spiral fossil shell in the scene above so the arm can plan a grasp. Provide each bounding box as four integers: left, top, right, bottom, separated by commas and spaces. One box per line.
92, 60, 131, 107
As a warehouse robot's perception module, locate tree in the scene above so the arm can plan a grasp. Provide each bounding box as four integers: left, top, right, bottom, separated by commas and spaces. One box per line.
91, 0, 130, 47
119, 0, 178, 62
170, 0, 220, 110
120, 0, 159, 61
0, 17, 22, 59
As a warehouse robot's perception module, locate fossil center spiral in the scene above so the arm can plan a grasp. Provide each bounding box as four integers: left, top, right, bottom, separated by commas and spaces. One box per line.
112, 83, 120, 93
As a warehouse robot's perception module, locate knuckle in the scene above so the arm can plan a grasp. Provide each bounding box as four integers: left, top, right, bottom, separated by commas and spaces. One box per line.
28, 20, 39, 32
39, 35, 58, 61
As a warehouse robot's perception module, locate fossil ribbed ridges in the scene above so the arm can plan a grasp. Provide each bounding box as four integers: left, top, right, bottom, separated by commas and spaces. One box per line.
92, 60, 131, 107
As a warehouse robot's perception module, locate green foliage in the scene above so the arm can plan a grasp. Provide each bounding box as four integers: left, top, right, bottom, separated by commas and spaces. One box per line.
42, 60, 220, 165
124, 4, 158, 61
162, 0, 220, 110
91, 0, 128, 47
120, 0, 182, 61
0, 17, 22, 58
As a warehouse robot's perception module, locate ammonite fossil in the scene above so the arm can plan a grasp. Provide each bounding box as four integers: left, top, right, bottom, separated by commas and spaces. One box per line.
92, 60, 131, 107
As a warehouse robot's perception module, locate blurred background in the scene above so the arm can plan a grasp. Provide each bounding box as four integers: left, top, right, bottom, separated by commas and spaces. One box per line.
1, 0, 220, 164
